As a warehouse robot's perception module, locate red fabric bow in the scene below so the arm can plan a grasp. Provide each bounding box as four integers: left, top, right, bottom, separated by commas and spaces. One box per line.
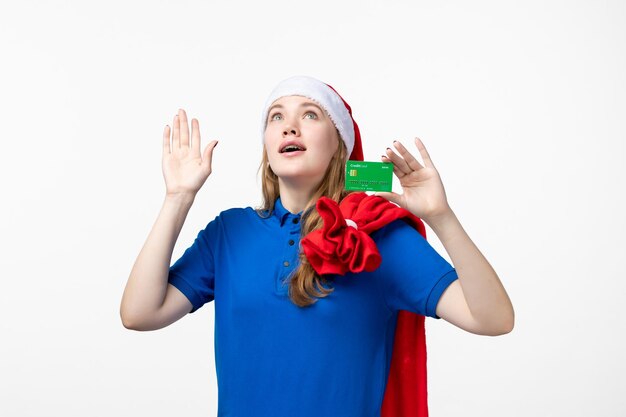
300, 192, 431, 417
301, 192, 424, 275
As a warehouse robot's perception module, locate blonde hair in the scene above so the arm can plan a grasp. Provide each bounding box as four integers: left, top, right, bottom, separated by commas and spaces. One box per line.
256, 131, 352, 307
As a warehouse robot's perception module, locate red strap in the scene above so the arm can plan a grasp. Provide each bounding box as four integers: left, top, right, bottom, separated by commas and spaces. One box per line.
300, 192, 429, 417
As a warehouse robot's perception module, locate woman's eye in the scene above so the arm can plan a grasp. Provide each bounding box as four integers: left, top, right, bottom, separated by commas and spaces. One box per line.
269, 112, 317, 122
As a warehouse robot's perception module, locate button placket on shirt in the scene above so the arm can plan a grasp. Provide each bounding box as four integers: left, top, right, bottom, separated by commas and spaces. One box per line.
276, 213, 301, 295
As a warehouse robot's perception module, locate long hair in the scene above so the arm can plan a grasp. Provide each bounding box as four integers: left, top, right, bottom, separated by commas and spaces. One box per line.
256, 131, 352, 307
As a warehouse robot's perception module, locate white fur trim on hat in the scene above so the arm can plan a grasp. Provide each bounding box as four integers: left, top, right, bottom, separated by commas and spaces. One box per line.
260, 75, 355, 157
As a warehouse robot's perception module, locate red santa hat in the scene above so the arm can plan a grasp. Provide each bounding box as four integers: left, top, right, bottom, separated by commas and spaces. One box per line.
260, 75, 364, 161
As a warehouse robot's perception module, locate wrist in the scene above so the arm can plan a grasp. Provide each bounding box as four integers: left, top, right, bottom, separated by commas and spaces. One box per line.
164, 192, 196, 207
424, 206, 457, 232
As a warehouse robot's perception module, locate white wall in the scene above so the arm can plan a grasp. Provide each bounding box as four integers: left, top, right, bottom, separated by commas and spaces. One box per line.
0, 0, 624, 415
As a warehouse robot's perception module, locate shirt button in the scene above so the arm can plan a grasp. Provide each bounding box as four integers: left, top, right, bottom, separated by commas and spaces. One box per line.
283, 261, 290, 267
292, 217, 299, 224
288, 239, 295, 246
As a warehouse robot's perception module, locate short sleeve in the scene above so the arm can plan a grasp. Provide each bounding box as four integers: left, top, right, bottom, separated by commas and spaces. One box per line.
167, 218, 217, 313
372, 219, 459, 319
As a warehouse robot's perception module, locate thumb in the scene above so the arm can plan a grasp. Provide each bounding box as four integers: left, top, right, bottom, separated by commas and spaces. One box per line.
202, 140, 219, 171
374, 191, 403, 207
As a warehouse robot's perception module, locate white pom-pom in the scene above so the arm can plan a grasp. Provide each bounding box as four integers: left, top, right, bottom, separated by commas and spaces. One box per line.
345, 219, 358, 230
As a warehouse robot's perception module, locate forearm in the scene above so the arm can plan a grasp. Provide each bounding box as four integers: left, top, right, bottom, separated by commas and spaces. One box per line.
426, 208, 514, 333
120, 193, 195, 327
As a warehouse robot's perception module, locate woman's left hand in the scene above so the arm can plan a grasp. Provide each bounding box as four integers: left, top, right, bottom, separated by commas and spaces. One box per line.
376, 137, 452, 223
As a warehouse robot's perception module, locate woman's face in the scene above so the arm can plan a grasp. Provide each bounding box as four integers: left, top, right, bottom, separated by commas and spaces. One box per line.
264, 95, 340, 186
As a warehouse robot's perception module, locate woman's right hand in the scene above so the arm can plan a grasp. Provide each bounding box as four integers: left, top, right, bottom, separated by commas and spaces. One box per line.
162, 109, 218, 197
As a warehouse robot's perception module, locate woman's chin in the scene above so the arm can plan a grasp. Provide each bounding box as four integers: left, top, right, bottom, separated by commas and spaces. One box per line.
276, 171, 322, 186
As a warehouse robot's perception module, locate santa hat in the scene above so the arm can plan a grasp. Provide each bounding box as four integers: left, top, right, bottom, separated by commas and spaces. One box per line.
262, 76, 432, 417
260, 75, 364, 161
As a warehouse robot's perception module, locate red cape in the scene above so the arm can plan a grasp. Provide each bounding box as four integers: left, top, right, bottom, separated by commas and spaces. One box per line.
301, 192, 431, 417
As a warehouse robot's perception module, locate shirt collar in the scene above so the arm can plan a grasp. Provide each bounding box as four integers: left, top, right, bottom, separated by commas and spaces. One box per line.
274, 197, 302, 227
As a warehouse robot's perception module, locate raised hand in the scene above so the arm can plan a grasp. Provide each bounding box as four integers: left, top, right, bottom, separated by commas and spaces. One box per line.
162, 109, 218, 197
376, 137, 452, 223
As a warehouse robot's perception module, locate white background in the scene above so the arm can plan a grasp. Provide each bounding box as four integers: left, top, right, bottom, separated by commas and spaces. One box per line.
1, 1, 624, 416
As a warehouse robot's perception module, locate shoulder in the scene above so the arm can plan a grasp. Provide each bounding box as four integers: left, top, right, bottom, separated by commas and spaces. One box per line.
369, 218, 438, 263
193, 207, 258, 247
206, 205, 272, 233
217, 206, 255, 219
371, 218, 427, 247
208, 206, 262, 223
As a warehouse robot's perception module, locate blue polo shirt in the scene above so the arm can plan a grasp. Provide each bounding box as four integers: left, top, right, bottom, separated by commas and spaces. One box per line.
168, 197, 458, 417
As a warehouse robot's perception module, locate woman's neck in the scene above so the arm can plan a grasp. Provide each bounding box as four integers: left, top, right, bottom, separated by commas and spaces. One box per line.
278, 178, 318, 214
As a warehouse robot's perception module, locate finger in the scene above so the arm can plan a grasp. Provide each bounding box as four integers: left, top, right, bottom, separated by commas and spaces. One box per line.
191, 118, 201, 155
393, 140, 424, 172
178, 109, 190, 148
374, 191, 403, 207
172, 113, 180, 149
381, 154, 406, 178
202, 140, 219, 173
414, 137, 435, 169
384, 145, 411, 175
163, 125, 171, 154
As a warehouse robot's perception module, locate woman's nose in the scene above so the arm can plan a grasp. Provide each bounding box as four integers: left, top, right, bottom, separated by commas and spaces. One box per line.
283, 125, 299, 136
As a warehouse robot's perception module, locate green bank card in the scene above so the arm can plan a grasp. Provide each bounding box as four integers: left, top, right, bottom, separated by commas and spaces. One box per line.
345, 160, 393, 192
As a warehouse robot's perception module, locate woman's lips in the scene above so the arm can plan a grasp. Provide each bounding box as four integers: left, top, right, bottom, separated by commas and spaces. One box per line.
280, 150, 305, 157
279, 139, 306, 153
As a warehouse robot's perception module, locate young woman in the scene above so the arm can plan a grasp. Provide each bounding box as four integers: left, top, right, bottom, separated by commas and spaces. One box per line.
120, 75, 514, 417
